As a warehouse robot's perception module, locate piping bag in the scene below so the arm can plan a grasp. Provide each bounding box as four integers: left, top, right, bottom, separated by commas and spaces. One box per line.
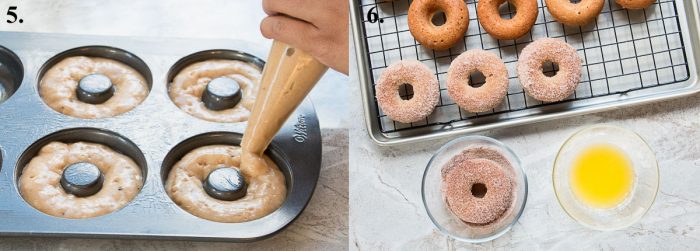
240, 41, 328, 177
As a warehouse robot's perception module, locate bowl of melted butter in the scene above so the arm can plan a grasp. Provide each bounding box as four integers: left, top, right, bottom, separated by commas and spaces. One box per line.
553, 124, 659, 231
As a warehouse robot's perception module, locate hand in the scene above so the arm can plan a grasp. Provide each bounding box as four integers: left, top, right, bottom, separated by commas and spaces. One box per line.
261, 0, 349, 75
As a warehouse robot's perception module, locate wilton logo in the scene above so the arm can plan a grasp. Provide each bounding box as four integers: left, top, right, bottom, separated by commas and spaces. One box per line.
293, 114, 308, 143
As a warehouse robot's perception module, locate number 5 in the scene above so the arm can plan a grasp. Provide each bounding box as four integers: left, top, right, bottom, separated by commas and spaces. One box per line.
6, 6, 17, 23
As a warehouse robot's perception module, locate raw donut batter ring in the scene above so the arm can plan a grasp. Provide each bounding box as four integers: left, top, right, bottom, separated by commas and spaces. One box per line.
408, 0, 469, 50
616, 0, 655, 9
517, 38, 582, 102
477, 0, 539, 40
19, 141, 143, 219
39, 56, 149, 119
165, 145, 287, 223
375, 60, 440, 123
447, 50, 509, 113
443, 158, 513, 224
545, 0, 604, 26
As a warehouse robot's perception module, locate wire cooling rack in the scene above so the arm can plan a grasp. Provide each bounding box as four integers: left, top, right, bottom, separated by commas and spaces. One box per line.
354, 0, 695, 141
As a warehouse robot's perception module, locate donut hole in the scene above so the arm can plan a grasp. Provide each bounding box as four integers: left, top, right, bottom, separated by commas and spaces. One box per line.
468, 71, 487, 88
542, 61, 560, 77
430, 10, 447, 26
570, 0, 582, 3
471, 183, 488, 198
398, 83, 414, 100
498, 1, 517, 20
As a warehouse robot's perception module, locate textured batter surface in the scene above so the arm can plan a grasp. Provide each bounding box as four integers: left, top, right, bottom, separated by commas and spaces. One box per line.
517, 38, 582, 102
169, 59, 261, 123
19, 141, 143, 219
616, 0, 656, 9
447, 49, 508, 112
165, 145, 286, 223
39, 56, 149, 119
375, 60, 439, 123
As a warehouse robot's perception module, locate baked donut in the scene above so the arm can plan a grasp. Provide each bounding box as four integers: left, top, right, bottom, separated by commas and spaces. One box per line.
443, 158, 513, 224
165, 145, 286, 223
545, 0, 604, 26
616, 0, 655, 9
169, 59, 261, 123
19, 141, 143, 219
375, 60, 439, 123
408, 0, 469, 50
477, 0, 538, 40
447, 50, 508, 112
39, 56, 149, 119
517, 38, 581, 102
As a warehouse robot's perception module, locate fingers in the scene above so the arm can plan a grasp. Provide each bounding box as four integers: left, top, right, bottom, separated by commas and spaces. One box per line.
260, 15, 319, 54
262, 0, 323, 24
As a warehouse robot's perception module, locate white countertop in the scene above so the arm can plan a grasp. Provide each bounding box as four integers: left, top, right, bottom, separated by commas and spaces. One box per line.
348, 40, 700, 249
0, 0, 348, 250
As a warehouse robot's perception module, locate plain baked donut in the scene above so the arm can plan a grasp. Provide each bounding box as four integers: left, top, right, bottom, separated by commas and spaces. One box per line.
169, 59, 261, 123
616, 0, 655, 9
447, 50, 509, 112
165, 145, 286, 223
443, 158, 513, 224
477, 0, 539, 40
19, 141, 143, 219
545, 0, 604, 26
517, 38, 581, 102
375, 60, 440, 123
39, 56, 149, 119
408, 0, 469, 50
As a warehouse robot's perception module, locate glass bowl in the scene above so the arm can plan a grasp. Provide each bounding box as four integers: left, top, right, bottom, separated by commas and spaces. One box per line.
553, 124, 659, 231
422, 136, 528, 243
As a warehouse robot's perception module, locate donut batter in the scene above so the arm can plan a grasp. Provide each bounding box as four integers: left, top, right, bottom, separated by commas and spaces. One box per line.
39, 56, 149, 119
169, 59, 261, 123
165, 145, 286, 223
19, 141, 143, 219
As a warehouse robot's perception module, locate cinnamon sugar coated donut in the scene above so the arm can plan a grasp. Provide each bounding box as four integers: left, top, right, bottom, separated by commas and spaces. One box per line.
375, 60, 439, 123
477, 0, 539, 40
441, 149, 515, 225
545, 0, 604, 26
408, 0, 469, 50
517, 38, 581, 102
616, 0, 655, 9
447, 50, 508, 112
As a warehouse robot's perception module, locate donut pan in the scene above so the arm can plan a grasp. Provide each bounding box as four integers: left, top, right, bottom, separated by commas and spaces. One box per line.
0, 32, 321, 241
351, 0, 700, 145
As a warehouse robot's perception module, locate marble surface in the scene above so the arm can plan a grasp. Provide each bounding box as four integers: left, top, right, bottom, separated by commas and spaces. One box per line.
349, 42, 700, 249
0, 0, 348, 250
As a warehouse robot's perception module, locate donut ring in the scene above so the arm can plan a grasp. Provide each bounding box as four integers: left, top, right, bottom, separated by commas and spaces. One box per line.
447, 50, 509, 112
165, 145, 286, 223
19, 142, 143, 219
545, 0, 604, 26
39, 56, 149, 119
477, 0, 539, 40
616, 0, 655, 9
408, 0, 469, 50
443, 158, 513, 224
375, 60, 440, 123
169, 59, 261, 123
517, 38, 582, 102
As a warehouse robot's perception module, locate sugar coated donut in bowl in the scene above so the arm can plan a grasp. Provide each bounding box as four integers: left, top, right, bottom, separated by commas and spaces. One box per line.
616, 0, 655, 9
447, 50, 508, 112
408, 0, 469, 50
545, 0, 604, 26
375, 60, 440, 123
517, 38, 581, 102
477, 0, 539, 40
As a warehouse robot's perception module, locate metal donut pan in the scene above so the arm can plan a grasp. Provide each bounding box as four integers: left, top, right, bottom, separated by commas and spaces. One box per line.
0, 31, 322, 242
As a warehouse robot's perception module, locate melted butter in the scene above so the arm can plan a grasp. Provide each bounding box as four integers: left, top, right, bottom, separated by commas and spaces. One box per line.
570, 143, 635, 209
240, 41, 328, 177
